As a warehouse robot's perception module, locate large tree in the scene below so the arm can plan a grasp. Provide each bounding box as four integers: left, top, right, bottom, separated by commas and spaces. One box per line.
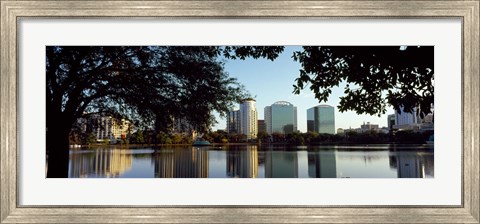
46, 46, 284, 177
46, 45, 432, 177
46, 46, 271, 177
292, 46, 434, 117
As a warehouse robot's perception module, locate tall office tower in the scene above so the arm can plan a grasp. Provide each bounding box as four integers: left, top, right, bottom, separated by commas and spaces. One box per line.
240, 98, 258, 140
387, 114, 396, 129
257, 120, 266, 133
395, 107, 421, 125
294, 106, 297, 132
395, 106, 421, 125
264, 101, 298, 134
227, 110, 240, 134
307, 105, 335, 134
264, 106, 272, 134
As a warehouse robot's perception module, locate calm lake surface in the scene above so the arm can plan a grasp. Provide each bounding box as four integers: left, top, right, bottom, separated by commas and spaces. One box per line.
67, 145, 434, 178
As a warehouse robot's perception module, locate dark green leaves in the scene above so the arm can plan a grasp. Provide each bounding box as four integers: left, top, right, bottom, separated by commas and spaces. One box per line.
47, 46, 251, 134
292, 46, 434, 117
222, 46, 284, 61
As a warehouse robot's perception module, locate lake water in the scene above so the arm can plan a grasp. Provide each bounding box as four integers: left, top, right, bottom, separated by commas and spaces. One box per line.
68, 144, 434, 178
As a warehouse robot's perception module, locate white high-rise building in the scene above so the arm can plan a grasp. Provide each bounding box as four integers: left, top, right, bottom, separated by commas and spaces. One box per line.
239, 98, 258, 140
77, 113, 131, 143
387, 114, 396, 129
395, 106, 421, 126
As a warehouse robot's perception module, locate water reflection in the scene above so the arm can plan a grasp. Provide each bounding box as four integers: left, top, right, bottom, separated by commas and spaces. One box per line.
308, 150, 337, 178
69, 149, 133, 178
265, 151, 299, 178
389, 152, 434, 178
152, 147, 209, 178
66, 145, 434, 178
226, 145, 258, 178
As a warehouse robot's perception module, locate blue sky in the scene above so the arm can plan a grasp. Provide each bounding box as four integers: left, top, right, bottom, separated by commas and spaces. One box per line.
213, 46, 395, 133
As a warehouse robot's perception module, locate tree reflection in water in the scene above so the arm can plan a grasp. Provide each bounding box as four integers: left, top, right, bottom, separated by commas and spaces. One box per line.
67, 145, 433, 178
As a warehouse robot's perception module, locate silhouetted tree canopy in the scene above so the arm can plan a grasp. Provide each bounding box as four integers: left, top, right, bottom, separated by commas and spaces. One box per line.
292, 46, 434, 117
45, 45, 433, 178
46, 46, 283, 177
221, 46, 284, 61
47, 46, 253, 135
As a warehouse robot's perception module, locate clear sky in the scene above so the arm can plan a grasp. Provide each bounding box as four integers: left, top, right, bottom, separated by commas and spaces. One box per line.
213, 46, 395, 133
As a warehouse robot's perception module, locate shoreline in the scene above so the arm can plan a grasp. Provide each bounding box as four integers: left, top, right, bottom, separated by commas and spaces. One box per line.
70, 142, 434, 150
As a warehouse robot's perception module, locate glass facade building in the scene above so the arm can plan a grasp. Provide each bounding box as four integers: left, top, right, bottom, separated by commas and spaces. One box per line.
307, 105, 335, 134
227, 110, 240, 134
257, 119, 266, 133
264, 101, 297, 134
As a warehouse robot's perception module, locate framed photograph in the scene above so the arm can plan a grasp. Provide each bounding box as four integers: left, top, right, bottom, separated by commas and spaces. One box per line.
1, 0, 478, 223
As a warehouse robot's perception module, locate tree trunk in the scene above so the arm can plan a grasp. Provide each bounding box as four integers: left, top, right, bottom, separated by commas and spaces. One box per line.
46, 123, 70, 178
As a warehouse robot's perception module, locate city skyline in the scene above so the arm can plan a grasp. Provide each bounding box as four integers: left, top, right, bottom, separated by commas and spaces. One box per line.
214, 46, 395, 132
44, 45, 435, 181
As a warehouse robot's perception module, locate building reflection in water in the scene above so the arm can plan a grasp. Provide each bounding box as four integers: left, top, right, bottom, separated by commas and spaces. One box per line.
226, 145, 259, 178
264, 151, 298, 178
153, 147, 209, 178
69, 149, 133, 178
389, 152, 434, 178
308, 150, 337, 178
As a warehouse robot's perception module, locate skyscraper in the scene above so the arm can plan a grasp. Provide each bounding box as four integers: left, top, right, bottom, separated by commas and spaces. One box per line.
264, 106, 272, 134
395, 106, 421, 125
307, 105, 335, 134
227, 110, 240, 134
387, 114, 396, 129
257, 120, 266, 133
239, 98, 258, 140
264, 101, 297, 134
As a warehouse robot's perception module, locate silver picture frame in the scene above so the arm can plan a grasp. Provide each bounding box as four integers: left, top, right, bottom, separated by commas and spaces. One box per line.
1, 1, 479, 223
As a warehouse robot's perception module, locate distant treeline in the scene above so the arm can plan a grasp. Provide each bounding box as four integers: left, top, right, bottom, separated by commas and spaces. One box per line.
69, 130, 193, 145
69, 129, 433, 146
204, 130, 434, 145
